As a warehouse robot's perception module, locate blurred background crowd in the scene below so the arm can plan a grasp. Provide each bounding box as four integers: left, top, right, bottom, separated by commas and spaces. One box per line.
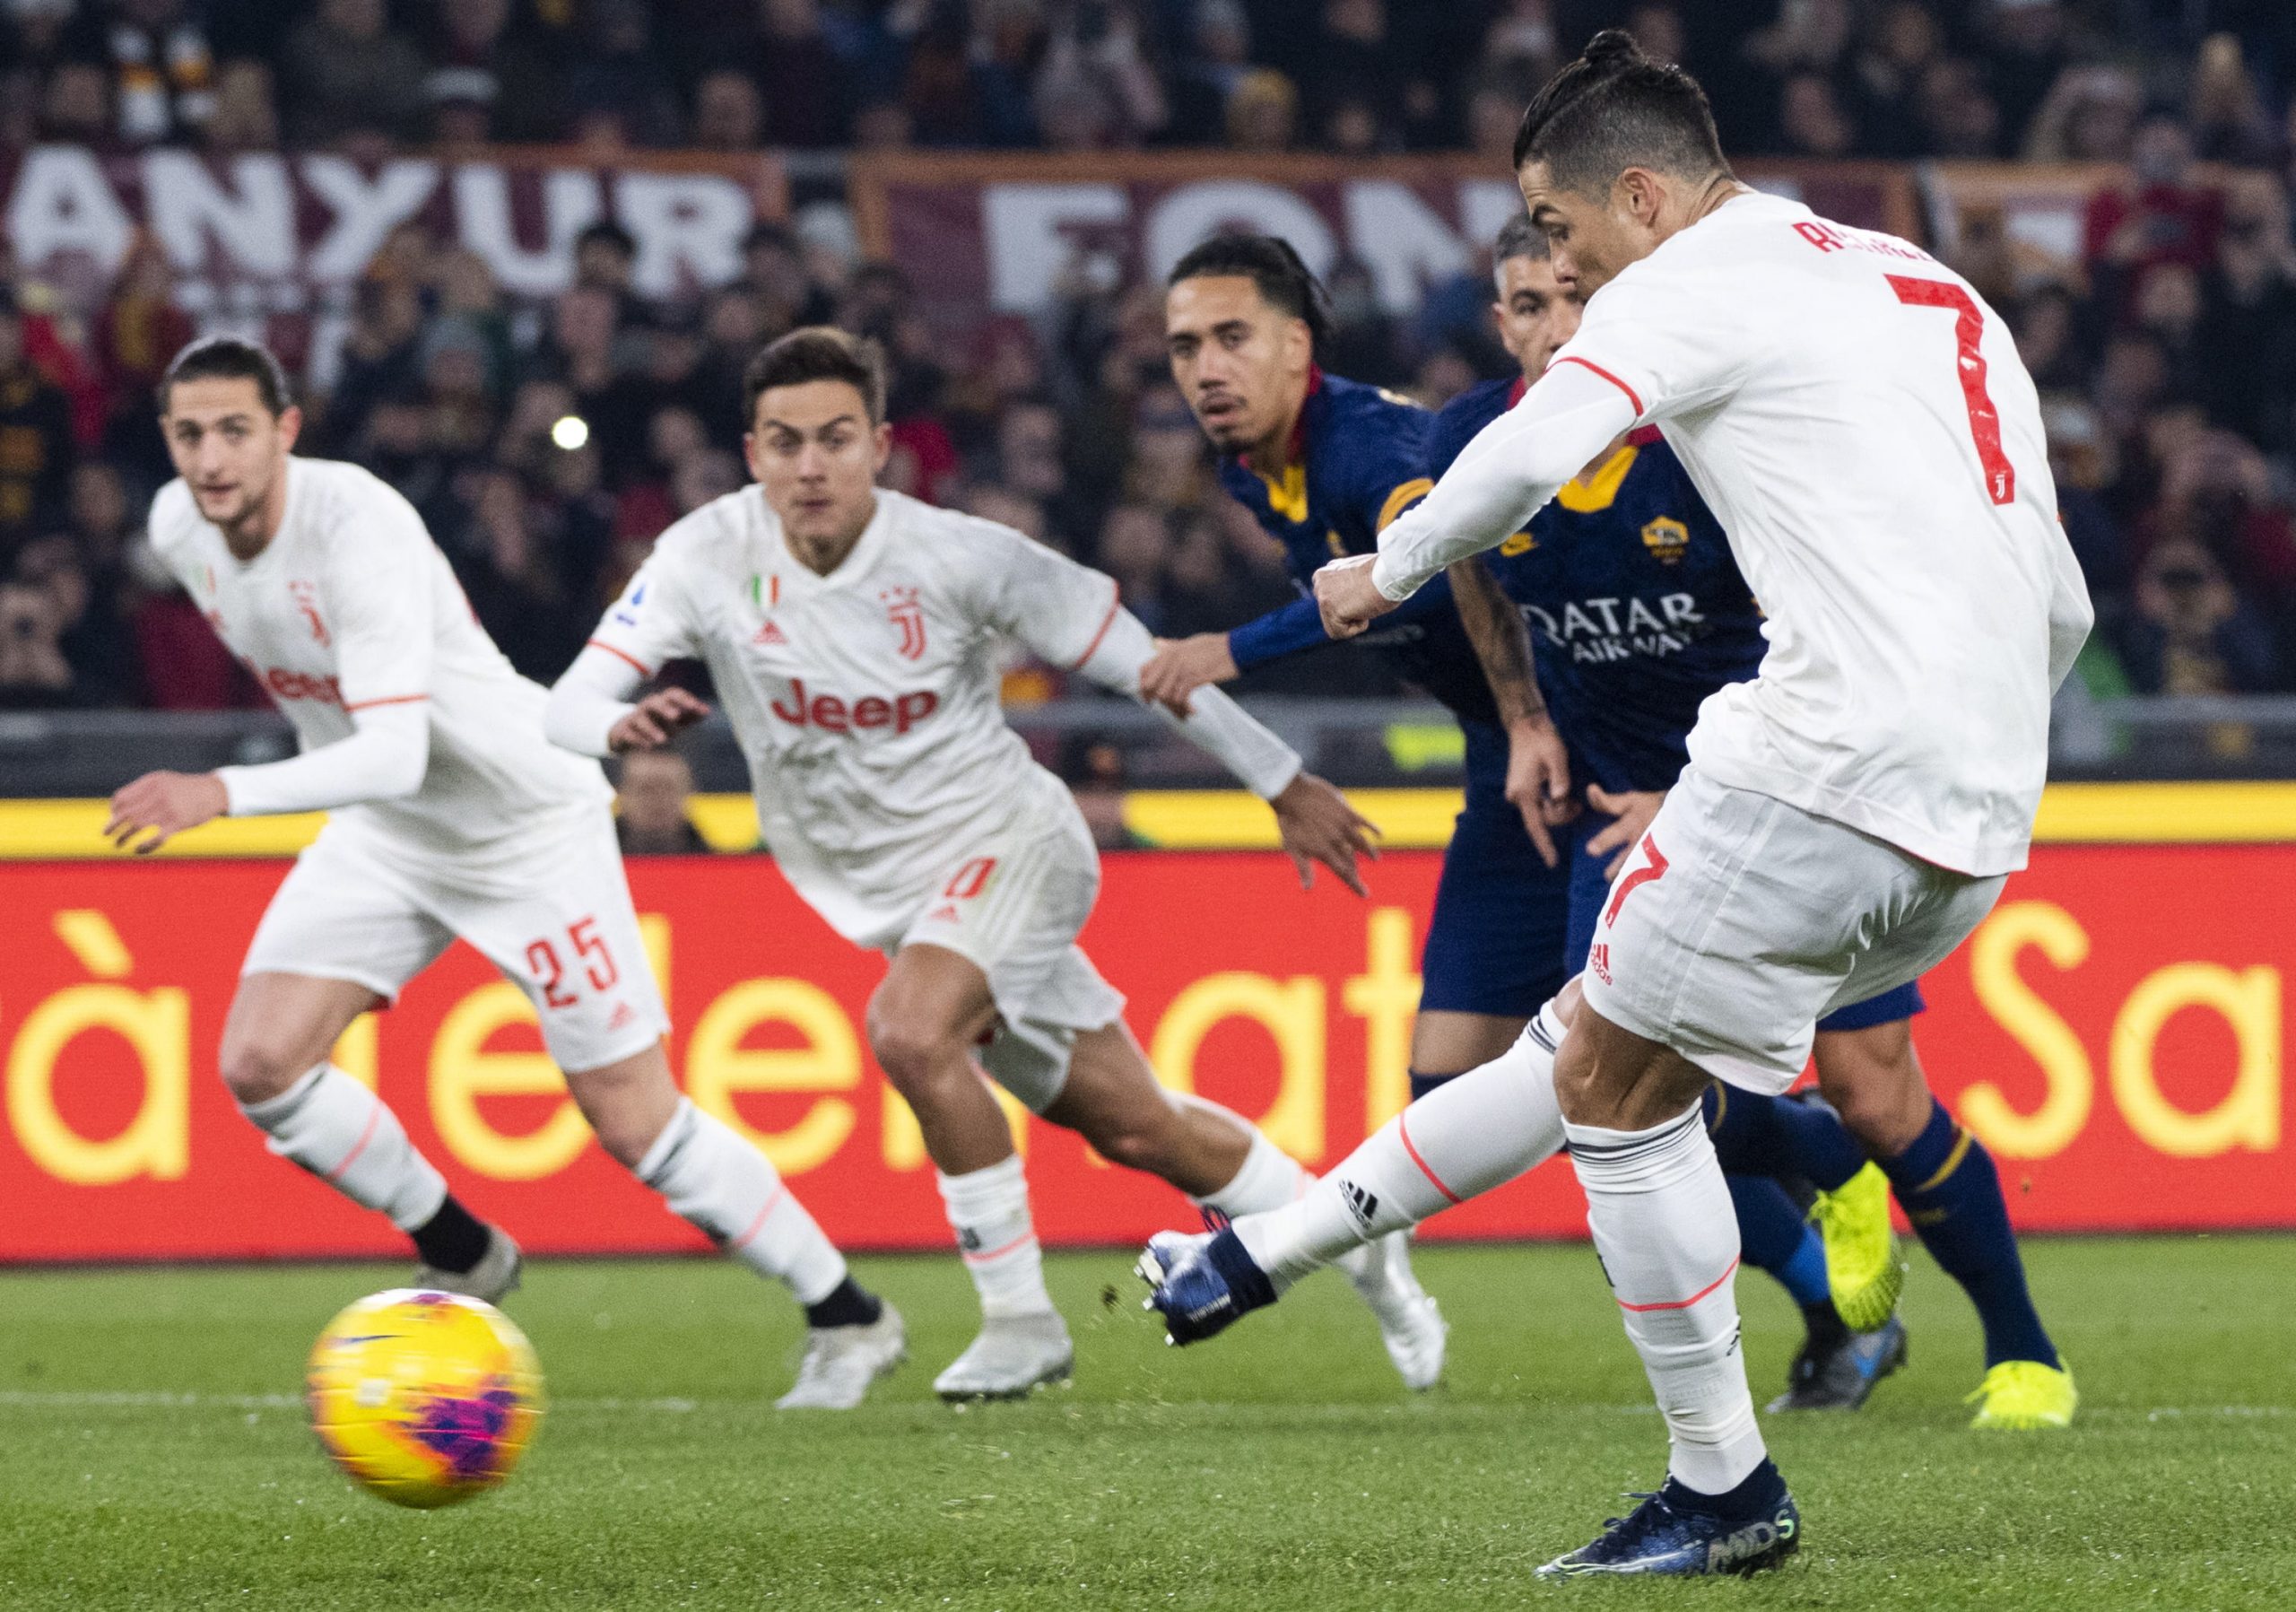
2, 0, 2295, 723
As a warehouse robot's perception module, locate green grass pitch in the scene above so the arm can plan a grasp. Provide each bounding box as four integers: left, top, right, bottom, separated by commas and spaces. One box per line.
4, 1237, 2292, 1610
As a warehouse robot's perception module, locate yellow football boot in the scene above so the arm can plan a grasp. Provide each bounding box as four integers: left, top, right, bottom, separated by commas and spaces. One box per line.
1967, 1358, 2078, 1430
1810, 1162, 1906, 1333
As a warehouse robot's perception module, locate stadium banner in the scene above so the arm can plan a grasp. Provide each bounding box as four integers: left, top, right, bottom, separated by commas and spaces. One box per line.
1, 143, 787, 357
848, 152, 1920, 338
1919, 161, 2252, 293
3, 844, 2289, 1263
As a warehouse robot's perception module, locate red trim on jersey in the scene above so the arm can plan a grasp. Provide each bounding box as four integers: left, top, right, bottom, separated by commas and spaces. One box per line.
1066, 592, 1124, 671
343, 693, 430, 713
1506, 375, 1528, 408
1553, 356, 1645, 417
1615, 1256, 1739, 1313
1627, 425, 1665, 447
587, 639, 653, 676
1397, 1113, 1465, 1207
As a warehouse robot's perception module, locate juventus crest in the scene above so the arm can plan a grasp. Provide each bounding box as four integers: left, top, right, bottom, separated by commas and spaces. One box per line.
882, 587, 927, 660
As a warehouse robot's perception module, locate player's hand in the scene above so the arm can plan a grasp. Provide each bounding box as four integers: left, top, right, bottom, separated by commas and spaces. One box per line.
105, 771, 229, 856
1503, 714, 1576, 867
1138, 632, 1238, 716
1270, 771, 1380, 898
607, 688, 712, 753
1313, 554, 1399, 640
1585, 785, 1667, 879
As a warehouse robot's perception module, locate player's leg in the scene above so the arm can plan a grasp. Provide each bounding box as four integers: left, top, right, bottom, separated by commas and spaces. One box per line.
225, 832, 508, 1291
1043, 1012, 1448, 1389
867, 939, 1071, 1399
1811, 1018, 2074, 1429
1142, 991, 1571, 1339
464, 814, 900, 1407
560, 1041, 902, 1409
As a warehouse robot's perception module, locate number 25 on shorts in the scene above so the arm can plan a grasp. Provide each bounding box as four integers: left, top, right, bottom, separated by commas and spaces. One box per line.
525, 917, 620, 1010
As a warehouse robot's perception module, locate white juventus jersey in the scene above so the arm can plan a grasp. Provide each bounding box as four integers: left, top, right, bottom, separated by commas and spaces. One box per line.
1539, 189, 2092, 876
150, 457, 608, 854
589, 486, 1126, 947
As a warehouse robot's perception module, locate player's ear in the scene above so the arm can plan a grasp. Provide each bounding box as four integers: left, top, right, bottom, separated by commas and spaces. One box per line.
870, 420, 893, 475
1617, 167, 1665, 229
742, 431, 764, 484
276, 404, 303, 453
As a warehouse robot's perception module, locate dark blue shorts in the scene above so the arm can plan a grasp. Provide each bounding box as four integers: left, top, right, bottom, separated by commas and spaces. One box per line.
1561, 800, 1926, 1033
1417, 721, 1573, 1019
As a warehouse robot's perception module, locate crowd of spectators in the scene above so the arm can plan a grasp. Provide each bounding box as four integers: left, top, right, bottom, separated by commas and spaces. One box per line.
2, 1, 2295, 720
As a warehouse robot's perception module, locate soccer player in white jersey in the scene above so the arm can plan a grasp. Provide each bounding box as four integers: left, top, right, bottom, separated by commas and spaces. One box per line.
109, 336, 905, 1411
545, 327, 1446, 1399
1141, 33, 2093, 1575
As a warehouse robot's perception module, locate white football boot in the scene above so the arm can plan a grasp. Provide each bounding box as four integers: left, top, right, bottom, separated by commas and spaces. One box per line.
413, 1225, 522, 1305
776, 1303, 909, 1410
1335, 1230, 1448, 1390
933, 1311, 1074, 1400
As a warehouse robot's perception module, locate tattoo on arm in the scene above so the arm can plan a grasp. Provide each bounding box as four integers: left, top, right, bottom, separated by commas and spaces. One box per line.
1447, 557, 1545, 725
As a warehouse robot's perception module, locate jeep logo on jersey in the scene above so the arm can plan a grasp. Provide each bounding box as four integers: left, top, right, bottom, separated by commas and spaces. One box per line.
882, 588, 927, 660
770, 678, 938, 735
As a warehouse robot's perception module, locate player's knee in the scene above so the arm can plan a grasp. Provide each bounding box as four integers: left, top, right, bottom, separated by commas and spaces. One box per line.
1821, 1066, 1927, 1155
868, 1016, 962, 1101
218, 1036, 312, 1106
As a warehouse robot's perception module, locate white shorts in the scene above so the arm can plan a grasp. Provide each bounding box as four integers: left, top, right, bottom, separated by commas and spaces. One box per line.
891, 801, 1126, 1113
242, 808, 670, 1074
1579, 766, 2006, 1094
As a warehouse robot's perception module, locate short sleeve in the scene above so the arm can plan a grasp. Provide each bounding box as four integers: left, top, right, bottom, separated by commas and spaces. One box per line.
322, 494, 436, 711
968, 518, 1123, 669
1548, 251, 1751, 423
587, 539, 702, 677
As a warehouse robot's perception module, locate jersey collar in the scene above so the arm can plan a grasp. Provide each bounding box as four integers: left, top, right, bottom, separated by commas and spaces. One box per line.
773, 487, 893, 592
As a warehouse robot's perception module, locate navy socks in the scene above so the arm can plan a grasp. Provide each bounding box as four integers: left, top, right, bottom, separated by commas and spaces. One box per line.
1880, 1102, 2058, 1369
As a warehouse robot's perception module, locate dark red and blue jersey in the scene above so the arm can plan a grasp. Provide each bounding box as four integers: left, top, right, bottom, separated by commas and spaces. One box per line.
1214, 370, 1500, 727
1427, 376, 1768, 795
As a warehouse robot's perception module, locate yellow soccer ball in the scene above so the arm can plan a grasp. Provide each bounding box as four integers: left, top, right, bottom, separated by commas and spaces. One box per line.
306, 1288, 544, 1509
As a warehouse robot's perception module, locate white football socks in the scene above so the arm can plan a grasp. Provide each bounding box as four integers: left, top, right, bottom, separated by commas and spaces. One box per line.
1231, 1001, 1569, 1291
637, 1098, 848, 1305
1565, 1103, 1765, 1496
239, 1062, 447, 1231
937, 1154, 1055, 1319
1190, 1122, 1309, 1220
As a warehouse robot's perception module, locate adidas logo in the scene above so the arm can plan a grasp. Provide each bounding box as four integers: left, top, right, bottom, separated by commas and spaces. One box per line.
753, 620, 787, 646
605, 1000, 636, 1031
1336, 1179, 1380, 1232
925, 902, 961, 924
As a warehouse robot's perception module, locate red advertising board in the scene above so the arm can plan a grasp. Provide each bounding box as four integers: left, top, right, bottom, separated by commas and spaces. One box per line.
2, 847, 2287, 1263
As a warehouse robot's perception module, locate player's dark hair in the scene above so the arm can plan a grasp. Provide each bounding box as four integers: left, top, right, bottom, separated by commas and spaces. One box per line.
743, 326, 888, 426
159, 335, 291, 416
1512, 29, 1728, 195
1167, 233, 1331, 351
1493, 212, 1550, 264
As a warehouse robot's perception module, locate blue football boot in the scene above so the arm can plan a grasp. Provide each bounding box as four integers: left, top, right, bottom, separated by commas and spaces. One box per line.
1536, 1465, 1802, 1580
1135, 1227, 1277, 1345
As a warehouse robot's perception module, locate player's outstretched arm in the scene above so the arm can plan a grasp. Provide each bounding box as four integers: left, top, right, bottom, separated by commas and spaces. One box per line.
105, 699, 431, 853
544, 643, 711, 758
1062, 603, 1380, 895
1357, 361, 1640, 610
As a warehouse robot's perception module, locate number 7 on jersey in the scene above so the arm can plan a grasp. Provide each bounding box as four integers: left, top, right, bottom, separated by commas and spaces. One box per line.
1886, 275, 2015, 507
